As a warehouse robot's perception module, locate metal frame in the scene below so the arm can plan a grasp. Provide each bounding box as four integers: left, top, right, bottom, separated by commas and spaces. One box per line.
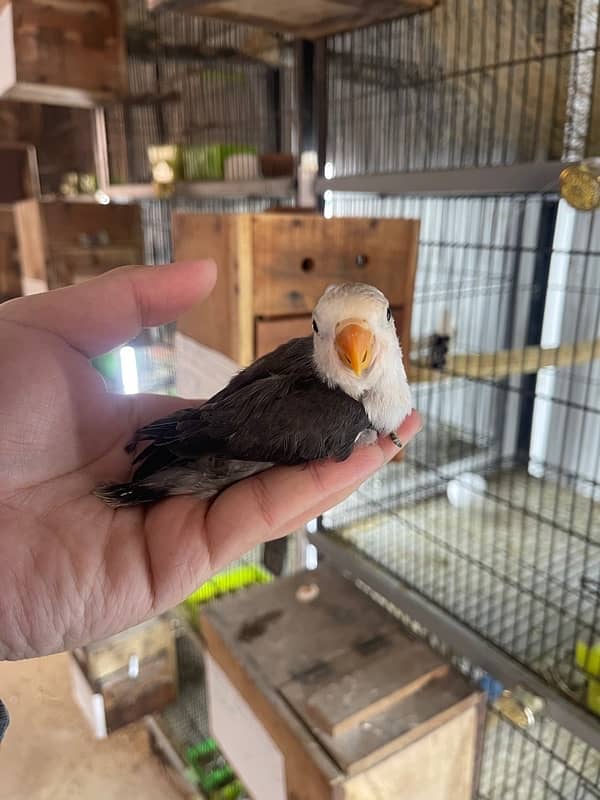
312, 530, 600, 752
91, 108, 111, 193
104, 177, 295, 202
515, 199, 559, 461
316, 162, 566, 197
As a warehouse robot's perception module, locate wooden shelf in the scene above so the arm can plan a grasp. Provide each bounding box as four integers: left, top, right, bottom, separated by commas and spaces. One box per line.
104, 177, 295, 203
147, 0, 437, 39
411, 340, 600, 383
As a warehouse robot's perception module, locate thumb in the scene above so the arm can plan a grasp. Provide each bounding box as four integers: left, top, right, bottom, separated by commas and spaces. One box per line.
0, 260, 217, 358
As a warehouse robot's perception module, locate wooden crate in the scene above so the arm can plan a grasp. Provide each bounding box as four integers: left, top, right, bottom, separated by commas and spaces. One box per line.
147, 0, 437, 38
200, 566, 484, 800
174, 212, 419, 370
14, 199, 144, 293
0, 0, 126, 107
70, 616, 178, 738
0, 204, 20, 302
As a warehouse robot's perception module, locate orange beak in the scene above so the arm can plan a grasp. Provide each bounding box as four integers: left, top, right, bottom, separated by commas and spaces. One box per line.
335, 321, 375, 376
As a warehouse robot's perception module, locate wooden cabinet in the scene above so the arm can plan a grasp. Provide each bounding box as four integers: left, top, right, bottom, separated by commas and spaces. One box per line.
0, 0, 126, 107
174, 212, 419, 369
14, 199, 144, 293
200, 566, 484, 800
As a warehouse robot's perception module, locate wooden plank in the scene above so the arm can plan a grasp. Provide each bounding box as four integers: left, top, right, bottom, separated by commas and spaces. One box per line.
234, 215, 254, 366
344, 703, 481, 800
281, 628, 448, 737
175, 213, 237, 360
83, 617, 176, 684
255, 308, 404, 359
201, 615, 340, 800
201, 566, 400, 690
309, 674, 481, 775
101, 652, 177, 733
148, 0, 437, 39
105, 178, 295, 203
256, 315, 312, 357
252, 215, 419, 317
14, 198, 46, 284
411, 339, 600, 383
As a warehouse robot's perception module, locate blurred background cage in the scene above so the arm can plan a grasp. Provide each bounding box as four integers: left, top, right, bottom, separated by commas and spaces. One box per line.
96, 0, 600, 797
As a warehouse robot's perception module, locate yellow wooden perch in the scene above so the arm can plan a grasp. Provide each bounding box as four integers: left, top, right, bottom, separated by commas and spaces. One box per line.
411, 339, 600, 382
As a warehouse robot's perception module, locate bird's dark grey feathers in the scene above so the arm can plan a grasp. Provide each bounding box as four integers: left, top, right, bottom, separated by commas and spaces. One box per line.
95, 337, 372, 507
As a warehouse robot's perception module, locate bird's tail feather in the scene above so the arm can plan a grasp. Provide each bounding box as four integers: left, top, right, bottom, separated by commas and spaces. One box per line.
93, 481, 168, 508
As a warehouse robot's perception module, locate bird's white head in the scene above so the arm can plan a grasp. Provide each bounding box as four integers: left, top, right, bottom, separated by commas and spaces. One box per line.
311, 283, 412, 433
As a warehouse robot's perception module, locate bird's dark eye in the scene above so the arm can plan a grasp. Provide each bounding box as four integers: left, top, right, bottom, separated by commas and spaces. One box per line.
312, 318, 319, 334
386, 306, 392, 322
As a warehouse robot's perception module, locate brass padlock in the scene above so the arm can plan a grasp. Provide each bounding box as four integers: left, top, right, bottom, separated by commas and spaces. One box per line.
559, 159, 600, 212
494, 686, 545, 728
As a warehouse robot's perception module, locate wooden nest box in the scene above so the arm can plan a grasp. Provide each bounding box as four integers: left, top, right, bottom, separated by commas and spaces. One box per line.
174, 211, 419, 373
0, 0, 126, 107
200, 566, 485, 799
14, 199, 144, 293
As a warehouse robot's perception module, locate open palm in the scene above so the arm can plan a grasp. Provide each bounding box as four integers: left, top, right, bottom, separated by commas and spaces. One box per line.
0, 261, 421, 660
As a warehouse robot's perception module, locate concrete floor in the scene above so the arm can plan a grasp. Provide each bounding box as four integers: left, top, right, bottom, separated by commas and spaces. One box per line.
0, 652, 184, 800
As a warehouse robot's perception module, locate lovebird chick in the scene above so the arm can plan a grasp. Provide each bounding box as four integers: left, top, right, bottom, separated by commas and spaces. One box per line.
95, 282, 412, 507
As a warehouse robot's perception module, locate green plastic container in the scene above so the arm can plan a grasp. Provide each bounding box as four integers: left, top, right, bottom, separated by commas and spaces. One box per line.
183, 564, 272, 611
186, 737, 219, 764
199, 765, 235, 793
181, 144, 258, 181
182, 145, 224, 180
209, 779, 245, 800
221, 144, 257, 161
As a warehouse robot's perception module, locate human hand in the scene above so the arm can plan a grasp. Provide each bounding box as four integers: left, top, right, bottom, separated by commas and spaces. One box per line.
0, 262, 422, 659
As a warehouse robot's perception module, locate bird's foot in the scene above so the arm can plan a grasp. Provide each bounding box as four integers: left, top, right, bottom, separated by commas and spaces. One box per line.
354, 429, 378, 448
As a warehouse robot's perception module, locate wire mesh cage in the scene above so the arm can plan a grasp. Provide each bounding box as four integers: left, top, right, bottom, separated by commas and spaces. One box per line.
316, 0, 600, 792
325, 0, 599, 176
107, 0, 297, 185
322, 192, 600, 703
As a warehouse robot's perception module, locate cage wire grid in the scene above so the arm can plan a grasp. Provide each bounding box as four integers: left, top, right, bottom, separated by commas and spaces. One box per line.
319, 0, 600, 786
325, 0, 599, 175
104, 0, 600, 797
107, 0, 297, 185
